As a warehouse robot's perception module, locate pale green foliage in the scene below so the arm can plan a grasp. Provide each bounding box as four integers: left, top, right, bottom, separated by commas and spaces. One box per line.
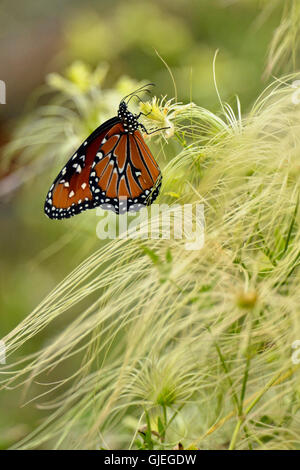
1, 67, 300, 449
264, 0, 300, 77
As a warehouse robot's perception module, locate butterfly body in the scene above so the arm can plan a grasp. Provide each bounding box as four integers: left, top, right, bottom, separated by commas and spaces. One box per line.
44, 99, 161, 219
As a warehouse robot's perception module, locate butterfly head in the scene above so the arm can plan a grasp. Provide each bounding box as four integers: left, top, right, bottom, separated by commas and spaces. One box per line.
118, 101, 139, 134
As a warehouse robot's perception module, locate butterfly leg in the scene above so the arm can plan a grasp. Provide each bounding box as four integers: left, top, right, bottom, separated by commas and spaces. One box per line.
139, 124, 171, 135
135, 109, 152, 119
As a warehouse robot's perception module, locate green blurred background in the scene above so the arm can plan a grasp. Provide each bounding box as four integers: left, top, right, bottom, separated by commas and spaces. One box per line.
0, 0, 282, 448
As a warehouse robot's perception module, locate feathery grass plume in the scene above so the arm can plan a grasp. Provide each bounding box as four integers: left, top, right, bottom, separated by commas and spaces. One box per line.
264, 0, 300, 78
1, 71, 300, 449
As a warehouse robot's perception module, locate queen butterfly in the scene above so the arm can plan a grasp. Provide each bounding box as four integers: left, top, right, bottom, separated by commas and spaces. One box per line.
44, 85, 163, 219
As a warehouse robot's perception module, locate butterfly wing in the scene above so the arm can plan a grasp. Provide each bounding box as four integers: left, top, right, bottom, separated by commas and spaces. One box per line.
44, 117, 120, 219
89, 126, 162, 214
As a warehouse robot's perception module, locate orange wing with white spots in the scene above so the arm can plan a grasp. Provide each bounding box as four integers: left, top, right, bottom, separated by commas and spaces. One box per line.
45, 115, 162, 218
44, 118, 120, 219
89, 126, 161, 214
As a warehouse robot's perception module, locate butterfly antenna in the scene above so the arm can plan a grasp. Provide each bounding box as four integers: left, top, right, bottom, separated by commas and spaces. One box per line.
122, 83, 155, 103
